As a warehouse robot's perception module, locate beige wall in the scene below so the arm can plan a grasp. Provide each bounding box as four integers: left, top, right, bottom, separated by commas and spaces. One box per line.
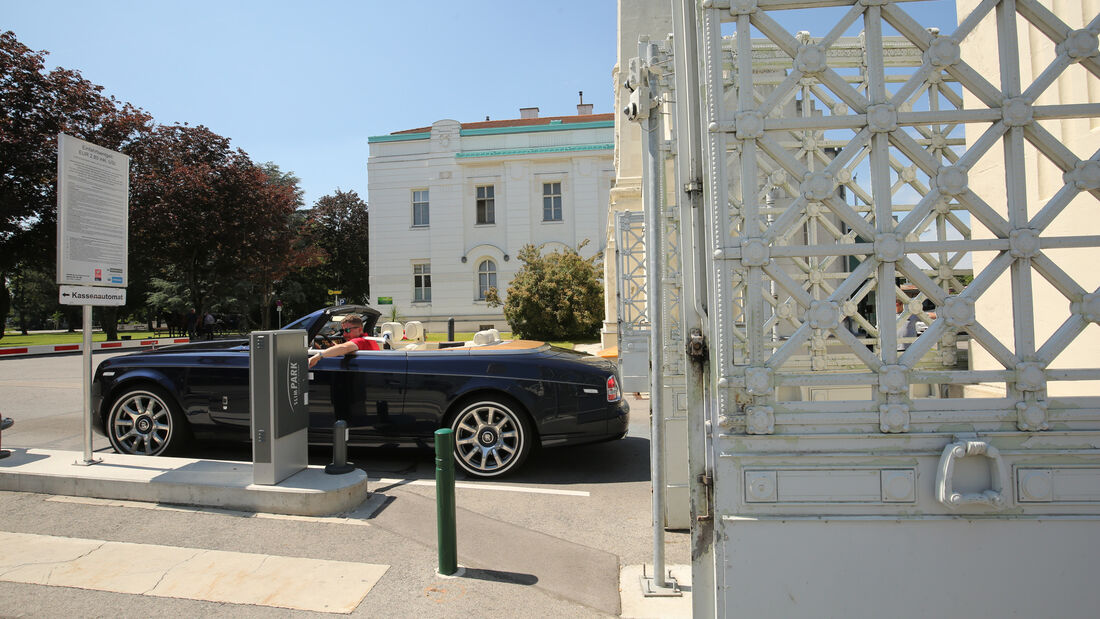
961, 0, 1100, 396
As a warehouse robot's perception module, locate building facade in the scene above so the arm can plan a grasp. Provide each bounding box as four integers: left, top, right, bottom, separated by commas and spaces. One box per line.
367, 109, 615, 332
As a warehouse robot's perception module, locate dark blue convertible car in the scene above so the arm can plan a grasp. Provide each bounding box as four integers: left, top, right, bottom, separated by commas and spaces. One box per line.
92, 305, 628, 477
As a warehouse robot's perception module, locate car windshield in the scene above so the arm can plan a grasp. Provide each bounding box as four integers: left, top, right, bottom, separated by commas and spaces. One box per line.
318, 311, 377, 338
279, 306, 381, 341
282, 312, 317, 332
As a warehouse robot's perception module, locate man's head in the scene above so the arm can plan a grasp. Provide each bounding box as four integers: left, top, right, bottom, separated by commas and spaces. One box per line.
340, 314, 364, 337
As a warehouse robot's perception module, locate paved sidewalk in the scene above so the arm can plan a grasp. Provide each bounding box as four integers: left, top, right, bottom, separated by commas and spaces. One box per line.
0, 448, 692, 616
0, 530, 389, 613
0, 487, 692, 616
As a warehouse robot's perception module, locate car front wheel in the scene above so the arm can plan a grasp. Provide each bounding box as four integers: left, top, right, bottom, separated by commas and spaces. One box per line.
106, 386, 187, 456
450, 397, 532, 478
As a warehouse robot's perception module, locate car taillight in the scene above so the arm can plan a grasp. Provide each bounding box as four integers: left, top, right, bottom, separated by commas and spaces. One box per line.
607, 375, 621, 402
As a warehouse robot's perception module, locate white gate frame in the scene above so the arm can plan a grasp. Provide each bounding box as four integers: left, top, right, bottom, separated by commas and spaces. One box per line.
671, 0, 1100, 615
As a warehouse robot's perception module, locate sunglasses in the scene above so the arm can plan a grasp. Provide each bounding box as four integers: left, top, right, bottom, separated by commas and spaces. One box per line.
341, 326, 359, 334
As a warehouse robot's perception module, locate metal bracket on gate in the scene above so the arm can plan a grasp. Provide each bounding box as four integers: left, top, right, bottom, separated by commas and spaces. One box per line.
696, 473, 713, 522
935, 436, 1010, 510
687, 328, 707, 360
640, 564, 683, 597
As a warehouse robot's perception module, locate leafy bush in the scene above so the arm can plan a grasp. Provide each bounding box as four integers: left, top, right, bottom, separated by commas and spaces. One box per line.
486, 242, 603, 341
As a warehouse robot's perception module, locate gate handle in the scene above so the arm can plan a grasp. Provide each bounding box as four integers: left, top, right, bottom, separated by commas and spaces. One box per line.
935, 440, 1009, 510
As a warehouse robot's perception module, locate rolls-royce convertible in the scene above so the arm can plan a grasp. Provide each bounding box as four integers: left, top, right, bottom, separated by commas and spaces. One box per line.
92, 305, 628, 477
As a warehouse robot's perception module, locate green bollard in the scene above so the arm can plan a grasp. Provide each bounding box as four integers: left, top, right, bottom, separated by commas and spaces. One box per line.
435, 428, 458, 576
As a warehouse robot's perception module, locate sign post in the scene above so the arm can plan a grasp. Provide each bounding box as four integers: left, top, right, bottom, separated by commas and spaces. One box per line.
56, 134, 129, 465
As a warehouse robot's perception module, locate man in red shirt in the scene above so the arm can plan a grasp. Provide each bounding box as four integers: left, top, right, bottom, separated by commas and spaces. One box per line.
308, 313, 380, 368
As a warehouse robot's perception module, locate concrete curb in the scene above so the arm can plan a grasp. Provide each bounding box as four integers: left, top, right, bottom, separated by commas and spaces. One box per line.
0, 448, 370, 517
0, 337, 192, 358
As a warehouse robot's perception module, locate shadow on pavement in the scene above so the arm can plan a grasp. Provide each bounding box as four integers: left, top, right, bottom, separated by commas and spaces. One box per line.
508, 436, 651, 485
177, 433, 651, 485
460, 567, 539, 586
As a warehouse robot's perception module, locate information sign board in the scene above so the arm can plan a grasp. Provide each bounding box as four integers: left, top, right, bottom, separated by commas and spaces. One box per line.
56, 134, 129, 287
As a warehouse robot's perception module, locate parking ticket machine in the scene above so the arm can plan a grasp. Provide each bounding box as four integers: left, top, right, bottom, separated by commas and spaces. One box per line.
250, 329, 308, 484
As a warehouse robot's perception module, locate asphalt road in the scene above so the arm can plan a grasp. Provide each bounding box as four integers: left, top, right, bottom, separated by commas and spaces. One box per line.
0, 352, 690, 617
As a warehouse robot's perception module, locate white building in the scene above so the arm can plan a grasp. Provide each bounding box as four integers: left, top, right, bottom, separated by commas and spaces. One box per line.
367, 106, 615, 332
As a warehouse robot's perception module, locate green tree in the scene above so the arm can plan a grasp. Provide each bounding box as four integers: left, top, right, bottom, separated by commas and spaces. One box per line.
292, 189, 370, 308
486, 242, 604, 341
235, 164, 321, 329
8, 261, 59, 333
128, 125, 313, 328
0, 30, 151, 339
259, 161, 304, 208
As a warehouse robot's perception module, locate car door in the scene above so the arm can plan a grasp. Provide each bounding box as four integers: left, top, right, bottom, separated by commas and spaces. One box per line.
401, 349, 475, 438
307, 350, 407, 444
189, 348, 251, 436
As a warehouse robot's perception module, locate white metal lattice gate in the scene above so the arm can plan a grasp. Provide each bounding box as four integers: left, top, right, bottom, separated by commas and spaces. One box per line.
667, 0, 1100, 616
615, 209, 651, 392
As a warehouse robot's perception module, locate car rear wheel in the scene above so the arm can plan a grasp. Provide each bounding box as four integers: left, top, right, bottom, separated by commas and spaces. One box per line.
106, 385, 187, 456
449, 397, 532, 478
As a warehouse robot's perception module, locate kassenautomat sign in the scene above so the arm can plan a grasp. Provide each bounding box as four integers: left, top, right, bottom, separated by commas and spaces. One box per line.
56, 133, 129, 287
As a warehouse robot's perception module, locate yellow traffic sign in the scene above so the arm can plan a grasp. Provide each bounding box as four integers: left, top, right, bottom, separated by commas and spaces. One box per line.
327, 289, 342, 295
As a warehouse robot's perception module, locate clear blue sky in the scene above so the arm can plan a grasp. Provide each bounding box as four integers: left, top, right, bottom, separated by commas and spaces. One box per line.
4, 1, 958, 209
3, 0, 618, 208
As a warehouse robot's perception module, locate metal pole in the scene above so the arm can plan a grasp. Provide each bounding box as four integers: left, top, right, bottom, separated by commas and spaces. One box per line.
673, 0, 717, 613
639, 37, 669, 590
434, 428, 458, 575
78, 304, 99, 465
447, 317, 455, 341
325, 420, 355, 474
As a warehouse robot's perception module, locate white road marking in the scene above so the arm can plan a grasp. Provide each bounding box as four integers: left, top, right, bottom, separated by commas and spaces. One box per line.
0, 531, 388, 613
372, 477, 590, 497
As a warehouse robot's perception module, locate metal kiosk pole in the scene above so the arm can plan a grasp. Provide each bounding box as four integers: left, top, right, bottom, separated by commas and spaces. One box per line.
78, 304, 99, 465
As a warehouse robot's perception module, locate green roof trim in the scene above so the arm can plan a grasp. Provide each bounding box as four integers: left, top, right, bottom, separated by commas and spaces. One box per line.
369, 120, 613, 144
460, 120, 612, 136
368, 132, 431, 143
456, 143, 613, 159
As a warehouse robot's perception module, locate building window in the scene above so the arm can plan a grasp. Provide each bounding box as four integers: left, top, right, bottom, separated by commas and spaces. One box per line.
413, 263, 431, 302
542, 182, 562, 221
476, 185, 495, 224
412, 190, 429, 227
477, 259, 497, 300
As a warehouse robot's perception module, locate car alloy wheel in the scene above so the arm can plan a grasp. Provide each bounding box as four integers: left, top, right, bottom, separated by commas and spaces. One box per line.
107, 388, 178, 456
450, 399, 530, 477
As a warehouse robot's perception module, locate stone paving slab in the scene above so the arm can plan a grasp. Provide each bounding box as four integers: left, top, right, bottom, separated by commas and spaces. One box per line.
0, 531, 388, 613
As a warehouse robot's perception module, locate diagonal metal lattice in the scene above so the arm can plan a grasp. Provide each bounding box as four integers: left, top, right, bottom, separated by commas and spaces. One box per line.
698, 0, 1100, 434
671, 0, 1100, 614
615, 209, 649, 336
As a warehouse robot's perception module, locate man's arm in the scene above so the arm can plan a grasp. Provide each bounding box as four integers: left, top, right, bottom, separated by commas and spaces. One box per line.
308, 341, 359, 368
